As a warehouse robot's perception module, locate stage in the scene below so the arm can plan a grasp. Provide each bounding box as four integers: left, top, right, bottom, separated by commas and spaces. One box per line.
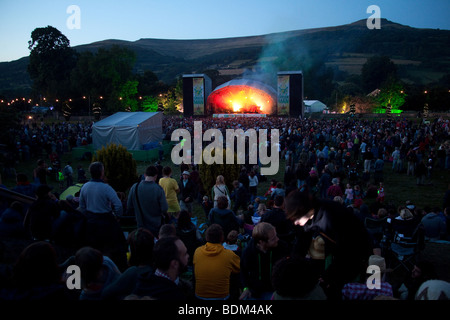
212, 113, 267, 118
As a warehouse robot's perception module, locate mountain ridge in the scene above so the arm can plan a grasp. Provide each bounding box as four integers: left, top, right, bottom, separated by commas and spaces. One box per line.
1, 18, 449, 97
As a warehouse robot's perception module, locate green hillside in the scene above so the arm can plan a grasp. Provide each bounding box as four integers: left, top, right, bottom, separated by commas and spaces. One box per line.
1, 18, 449, 97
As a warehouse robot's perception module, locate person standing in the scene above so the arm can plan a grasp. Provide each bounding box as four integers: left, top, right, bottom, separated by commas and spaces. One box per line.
212, 175, 231, 209
23, 184, 60, 241
78, 161, 127, 271
415, 157, 427, 186
373, 155, 385, 184
392, 147, 401, 173
344, 184, 354, 206
63, 161, 74, 188
326, 178, 343, 200
178, 171, 196, 214
33, 159, 51, 185
363, 147, 374, 174
159, 166, 181, 222
231, 180, 249, 213
127, 165, 168, 237
248, 171, 259, 200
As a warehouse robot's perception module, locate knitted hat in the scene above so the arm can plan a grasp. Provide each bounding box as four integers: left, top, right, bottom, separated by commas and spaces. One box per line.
415, 280, 450, 300
368, 254, 386, 273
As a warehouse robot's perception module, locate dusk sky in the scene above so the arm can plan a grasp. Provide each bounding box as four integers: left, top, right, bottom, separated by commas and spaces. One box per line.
1, 0, 449, 62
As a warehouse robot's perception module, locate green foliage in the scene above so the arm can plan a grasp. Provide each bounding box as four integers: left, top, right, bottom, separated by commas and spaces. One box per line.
198, 148, 241, 199
141, 96, 159, 112
375, 78, 406, 112
69, 45, 136, 113
136, 70, 168, 96
159, 85, 182, 115
92, 143, 138, 193
118, 80, 139, 111
27, 26, 77, 100
361, 55, 397, 93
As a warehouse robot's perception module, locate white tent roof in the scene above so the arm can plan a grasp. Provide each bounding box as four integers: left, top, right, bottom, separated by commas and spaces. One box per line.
304, 100, 328, 113
92, 112, 162, 150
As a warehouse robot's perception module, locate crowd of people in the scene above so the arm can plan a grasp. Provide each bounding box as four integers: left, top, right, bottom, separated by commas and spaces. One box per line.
0, 114, 450, 301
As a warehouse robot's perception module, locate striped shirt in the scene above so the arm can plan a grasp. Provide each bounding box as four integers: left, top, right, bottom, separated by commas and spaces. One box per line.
342, 282, 393, 300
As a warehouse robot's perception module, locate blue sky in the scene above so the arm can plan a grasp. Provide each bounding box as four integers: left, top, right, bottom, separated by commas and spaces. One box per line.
0, 0, 449, 62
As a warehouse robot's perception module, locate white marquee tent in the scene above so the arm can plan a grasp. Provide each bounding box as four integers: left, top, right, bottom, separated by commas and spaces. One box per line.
304, 100, 328, 113
92, 112, 163, 150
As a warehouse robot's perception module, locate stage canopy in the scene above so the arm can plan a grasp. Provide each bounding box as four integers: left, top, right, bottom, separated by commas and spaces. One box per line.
92, 112, 162, 151
206, 78, 277, 115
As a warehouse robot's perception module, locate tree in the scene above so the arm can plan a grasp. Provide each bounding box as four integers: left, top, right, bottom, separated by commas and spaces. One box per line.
141, 96, 159, 112
159, 80, 183, 115
28, 26, 77, 100
92, 143, 138, 193
69, 45, 136, 113
118, 80, 139, 112
339, 95, 375, 114
361, 55, 397, 93
304, 62, 336, 102
374, 78, 406, 113
136, 71, 168, 96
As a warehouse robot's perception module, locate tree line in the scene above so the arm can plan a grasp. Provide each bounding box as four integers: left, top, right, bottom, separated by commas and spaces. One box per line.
18, 25, 450, 117
27, 26, 182, 118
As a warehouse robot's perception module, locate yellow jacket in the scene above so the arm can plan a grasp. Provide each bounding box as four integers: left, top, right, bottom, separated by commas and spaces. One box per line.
193, 242, 240, 298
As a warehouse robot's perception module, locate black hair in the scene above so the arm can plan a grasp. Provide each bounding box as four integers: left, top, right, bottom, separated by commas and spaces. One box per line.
162, 166, 172, 176
127, 228, 155, 267
177, 210, 192, 230
153, 236, 180, 271
13, 241, 60, 288
89, 161, 104, 180
205, 224, 224, 244
16, 173, 28, 183
75, 246, 103, 289
217, 196, 229, 210
145, 165, 158, 177
284, 189, 319, 221
274, 195, 284, 207
272, 256, 321, 298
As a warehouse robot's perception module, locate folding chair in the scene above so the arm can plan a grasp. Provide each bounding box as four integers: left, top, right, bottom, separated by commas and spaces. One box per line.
364, 217, 389, 254
386, 226, 425, 275
365, 217, 388, 235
